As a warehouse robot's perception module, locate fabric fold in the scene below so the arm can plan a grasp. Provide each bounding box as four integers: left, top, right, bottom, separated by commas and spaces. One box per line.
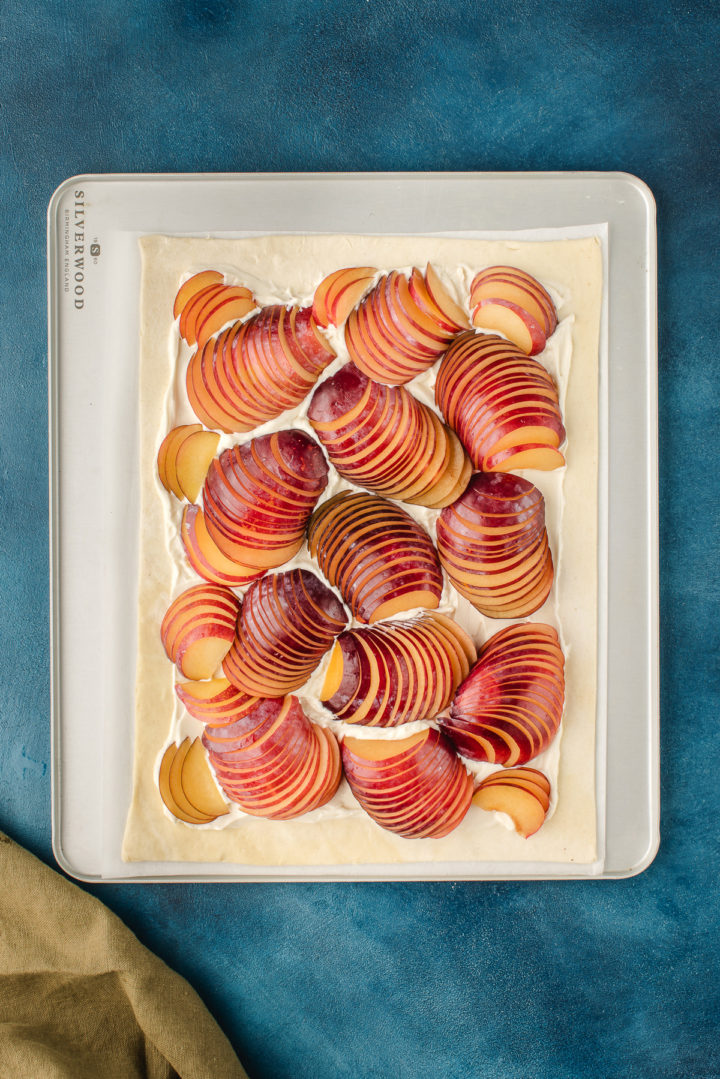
0, 832, 247, 1079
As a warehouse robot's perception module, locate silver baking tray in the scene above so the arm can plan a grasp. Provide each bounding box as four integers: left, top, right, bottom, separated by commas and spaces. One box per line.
48, 172, 658, 882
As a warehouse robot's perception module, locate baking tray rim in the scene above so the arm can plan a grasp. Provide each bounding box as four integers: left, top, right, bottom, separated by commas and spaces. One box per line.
47, 170, 659, 883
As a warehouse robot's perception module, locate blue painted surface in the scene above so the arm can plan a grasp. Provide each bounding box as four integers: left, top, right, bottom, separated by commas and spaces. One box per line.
1, 2, 718, 1076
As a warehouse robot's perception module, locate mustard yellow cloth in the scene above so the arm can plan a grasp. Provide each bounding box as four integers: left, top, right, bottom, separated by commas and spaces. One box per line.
0, 832, 248, 1079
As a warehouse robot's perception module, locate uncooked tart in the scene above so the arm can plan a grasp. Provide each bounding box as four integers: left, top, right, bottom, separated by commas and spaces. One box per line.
123, 231, 603, 867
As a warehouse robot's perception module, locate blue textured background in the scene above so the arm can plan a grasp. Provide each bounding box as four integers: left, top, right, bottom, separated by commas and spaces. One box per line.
1, 2, 718, 1077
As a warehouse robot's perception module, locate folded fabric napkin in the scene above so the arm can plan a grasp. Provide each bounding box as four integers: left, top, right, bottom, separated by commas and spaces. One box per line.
0, 831, 248, 1079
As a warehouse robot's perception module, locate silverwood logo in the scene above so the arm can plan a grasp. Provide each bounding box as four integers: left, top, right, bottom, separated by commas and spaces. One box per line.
62, 190, 100, 310
64, 189, 85, 309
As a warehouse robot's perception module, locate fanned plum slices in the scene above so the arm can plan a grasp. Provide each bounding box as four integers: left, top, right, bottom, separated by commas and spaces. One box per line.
158, 259, 574, 840
473, 767, 551, 837
175, 678, 263, 727
441, 622, 565, 766
320, 612, 476, 727
435, 332, 566, 472
174, 270, 257, 348
308, 490, 443, 623
186, 304, 336, 433
341, 728, 474, 838
202, 429, 329, 570
436, 472, 554, 618
158, 737, 230, 824
174, 271, 224, 320
157, 424, 202, 499
181, 505, 265, 588
345, 264, 468, 384
312, 266, 377, 327
222, 568, 347, 697
470, 266, 558, 356
308, 362, 471, 508
160, 583, 241, 680
202, 695, 342, 820
158, 424, 220, 504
